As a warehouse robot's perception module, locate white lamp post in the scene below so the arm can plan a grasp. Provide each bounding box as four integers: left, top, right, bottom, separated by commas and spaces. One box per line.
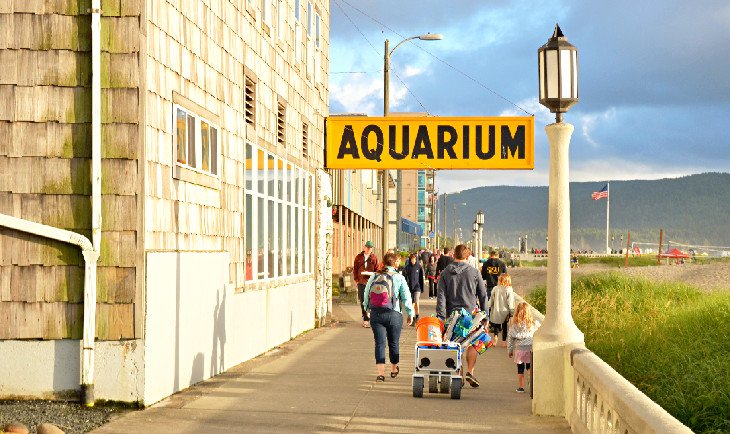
472, 221, 478, 255
476, 210, 485, 260
532, 24, 585, 417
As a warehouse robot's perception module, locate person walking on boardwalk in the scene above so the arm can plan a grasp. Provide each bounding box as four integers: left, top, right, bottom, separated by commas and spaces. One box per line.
436, 245, 487, 388
403, 253, 425, 324
507, 302, 541, 393
481, 250, 507, 301
425, 255, 438, 299
488, 274, 515, 347
420, 248, 432, 270
435, 246, 454, 281
362, 252, 415, 382
354, 241, 379, 328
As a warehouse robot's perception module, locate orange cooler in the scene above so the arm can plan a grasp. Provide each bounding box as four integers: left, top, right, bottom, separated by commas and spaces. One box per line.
416, 317, 444, 346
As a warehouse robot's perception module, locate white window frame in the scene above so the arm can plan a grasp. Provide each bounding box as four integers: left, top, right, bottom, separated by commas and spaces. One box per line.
244, 142, 314, 284
314, 11, 321, 83
173, 104, 220, 178
295, 0, 302, 63
277, 0, 286, 41
306, 1, 313, 77
262, 0, 272, 26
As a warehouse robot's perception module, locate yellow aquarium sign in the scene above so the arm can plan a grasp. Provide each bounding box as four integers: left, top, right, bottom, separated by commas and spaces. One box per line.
325, 116, 534, 170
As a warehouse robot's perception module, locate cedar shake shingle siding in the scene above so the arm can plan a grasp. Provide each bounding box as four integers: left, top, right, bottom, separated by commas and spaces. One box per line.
0, 1, 142, 340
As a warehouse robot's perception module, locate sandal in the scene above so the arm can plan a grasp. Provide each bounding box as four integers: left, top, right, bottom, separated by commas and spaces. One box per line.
390, 366, 399, 378
376, 375, 385, 382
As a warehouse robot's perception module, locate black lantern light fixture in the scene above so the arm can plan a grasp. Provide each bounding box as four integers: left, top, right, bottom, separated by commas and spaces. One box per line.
538, 24, 578, 123
472, 221, 479, 233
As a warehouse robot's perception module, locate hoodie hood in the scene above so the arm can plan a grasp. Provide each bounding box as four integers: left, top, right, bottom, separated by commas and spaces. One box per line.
444, 261, 469, 275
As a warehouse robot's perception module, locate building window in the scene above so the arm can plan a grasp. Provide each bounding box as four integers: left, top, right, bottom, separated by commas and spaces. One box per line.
314, 11, 321, 83
277, 102, 286, 147
302, 122, 308, 159
244, 142, 313, 283
417, 171, 426, 189
315, 12, 320, 48
261, 0, 272, 25
244, 75, 256, 126
295, 0, 302, 62
174, 104, 219, 176
277, 0, 285, 40
307, 1, 312, 37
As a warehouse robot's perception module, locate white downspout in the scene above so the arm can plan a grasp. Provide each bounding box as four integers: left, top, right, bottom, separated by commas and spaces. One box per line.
84, 0, 103, 407
0, 215, 93, 252
0, 215, 99, 405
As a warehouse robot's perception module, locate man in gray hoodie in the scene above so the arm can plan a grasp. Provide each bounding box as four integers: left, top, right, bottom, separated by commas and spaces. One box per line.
436, 244, 487, 388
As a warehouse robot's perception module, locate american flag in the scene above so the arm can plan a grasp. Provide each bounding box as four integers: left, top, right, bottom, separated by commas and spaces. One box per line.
591, 184, 608, 200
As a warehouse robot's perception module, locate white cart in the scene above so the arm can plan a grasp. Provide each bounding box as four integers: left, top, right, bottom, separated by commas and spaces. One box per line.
411, 341, 464, 399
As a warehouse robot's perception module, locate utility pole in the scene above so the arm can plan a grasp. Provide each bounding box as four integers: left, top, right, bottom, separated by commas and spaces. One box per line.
442, 193, 447, 248
381, 39, 390, 254
452, 204, 456, 246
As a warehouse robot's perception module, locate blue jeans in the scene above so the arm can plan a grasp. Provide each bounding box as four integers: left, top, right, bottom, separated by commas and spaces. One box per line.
370, 308, 403, 365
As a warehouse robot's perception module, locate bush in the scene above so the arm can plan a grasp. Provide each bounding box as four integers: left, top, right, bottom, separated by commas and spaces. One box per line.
527, 273, 730, 434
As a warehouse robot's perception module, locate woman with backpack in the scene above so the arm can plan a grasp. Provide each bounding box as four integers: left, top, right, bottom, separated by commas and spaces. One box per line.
362, 252, 415, 382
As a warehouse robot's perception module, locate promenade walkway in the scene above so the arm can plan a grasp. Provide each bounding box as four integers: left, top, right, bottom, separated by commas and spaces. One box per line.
93, 298, 570, 433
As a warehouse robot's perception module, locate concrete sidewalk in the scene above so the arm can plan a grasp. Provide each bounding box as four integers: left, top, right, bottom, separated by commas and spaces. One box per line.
92, 299, 570, 433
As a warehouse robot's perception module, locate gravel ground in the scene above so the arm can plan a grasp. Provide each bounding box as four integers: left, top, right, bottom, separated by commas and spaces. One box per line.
0, 401, 129, 434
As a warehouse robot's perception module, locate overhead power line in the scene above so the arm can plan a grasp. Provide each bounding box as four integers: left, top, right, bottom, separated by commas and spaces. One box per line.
332, 0, 429, 113
336, 0, 533, 116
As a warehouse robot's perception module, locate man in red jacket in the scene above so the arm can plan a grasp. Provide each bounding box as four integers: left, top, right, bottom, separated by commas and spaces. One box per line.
354, 241, 379, 328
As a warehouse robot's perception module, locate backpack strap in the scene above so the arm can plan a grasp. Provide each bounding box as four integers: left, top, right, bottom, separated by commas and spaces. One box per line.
377, 271, 398, 307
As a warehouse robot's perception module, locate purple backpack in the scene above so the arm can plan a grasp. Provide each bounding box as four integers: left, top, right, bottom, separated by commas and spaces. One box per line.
369, 272, 396, 309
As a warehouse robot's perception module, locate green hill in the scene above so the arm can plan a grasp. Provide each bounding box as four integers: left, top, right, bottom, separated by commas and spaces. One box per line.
436, 172, 730, 252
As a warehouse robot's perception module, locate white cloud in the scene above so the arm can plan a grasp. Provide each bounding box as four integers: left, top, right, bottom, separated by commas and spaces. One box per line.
330, 78, 383, 114
579, 108, 616, 148
499, 97, 553, 125
570, 158, 695, 183
402, 65, 423, 78
330, 65, 423, 114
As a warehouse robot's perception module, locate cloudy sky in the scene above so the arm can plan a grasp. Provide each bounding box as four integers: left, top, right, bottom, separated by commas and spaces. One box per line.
328, 0, 730, 193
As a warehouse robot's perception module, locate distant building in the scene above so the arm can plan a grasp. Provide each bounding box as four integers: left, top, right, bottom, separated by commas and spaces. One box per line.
329, 168, 383, 281
0, 0, 330, 405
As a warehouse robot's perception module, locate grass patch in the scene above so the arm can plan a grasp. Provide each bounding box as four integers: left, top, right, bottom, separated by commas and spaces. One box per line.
578, 255, 659, 267
527, 273, 730, 434
521, 259, 548, 267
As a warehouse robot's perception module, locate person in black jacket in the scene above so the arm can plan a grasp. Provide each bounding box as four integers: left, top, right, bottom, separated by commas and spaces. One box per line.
481, 250, 507, 300
403, 253, 425, 324
435, 246, 454, 281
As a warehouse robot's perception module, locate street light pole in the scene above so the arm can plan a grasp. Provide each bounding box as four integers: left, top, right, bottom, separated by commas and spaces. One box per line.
382, 33, 442, 255
533, 24, 584, 417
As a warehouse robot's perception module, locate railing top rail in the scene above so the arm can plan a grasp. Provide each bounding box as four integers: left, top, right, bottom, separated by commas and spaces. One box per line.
571, 349, 693, 434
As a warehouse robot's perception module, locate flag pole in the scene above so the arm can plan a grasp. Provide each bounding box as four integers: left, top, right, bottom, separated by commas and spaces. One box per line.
605, 182, 610, 254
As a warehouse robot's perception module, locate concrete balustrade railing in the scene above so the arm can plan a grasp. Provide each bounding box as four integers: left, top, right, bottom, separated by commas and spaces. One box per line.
569, 349, 692, 434
511, 295, 691, 434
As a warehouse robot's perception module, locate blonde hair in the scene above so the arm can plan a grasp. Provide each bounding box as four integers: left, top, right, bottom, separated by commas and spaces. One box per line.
499, 274, 511, 287
512, 302, 535, 328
